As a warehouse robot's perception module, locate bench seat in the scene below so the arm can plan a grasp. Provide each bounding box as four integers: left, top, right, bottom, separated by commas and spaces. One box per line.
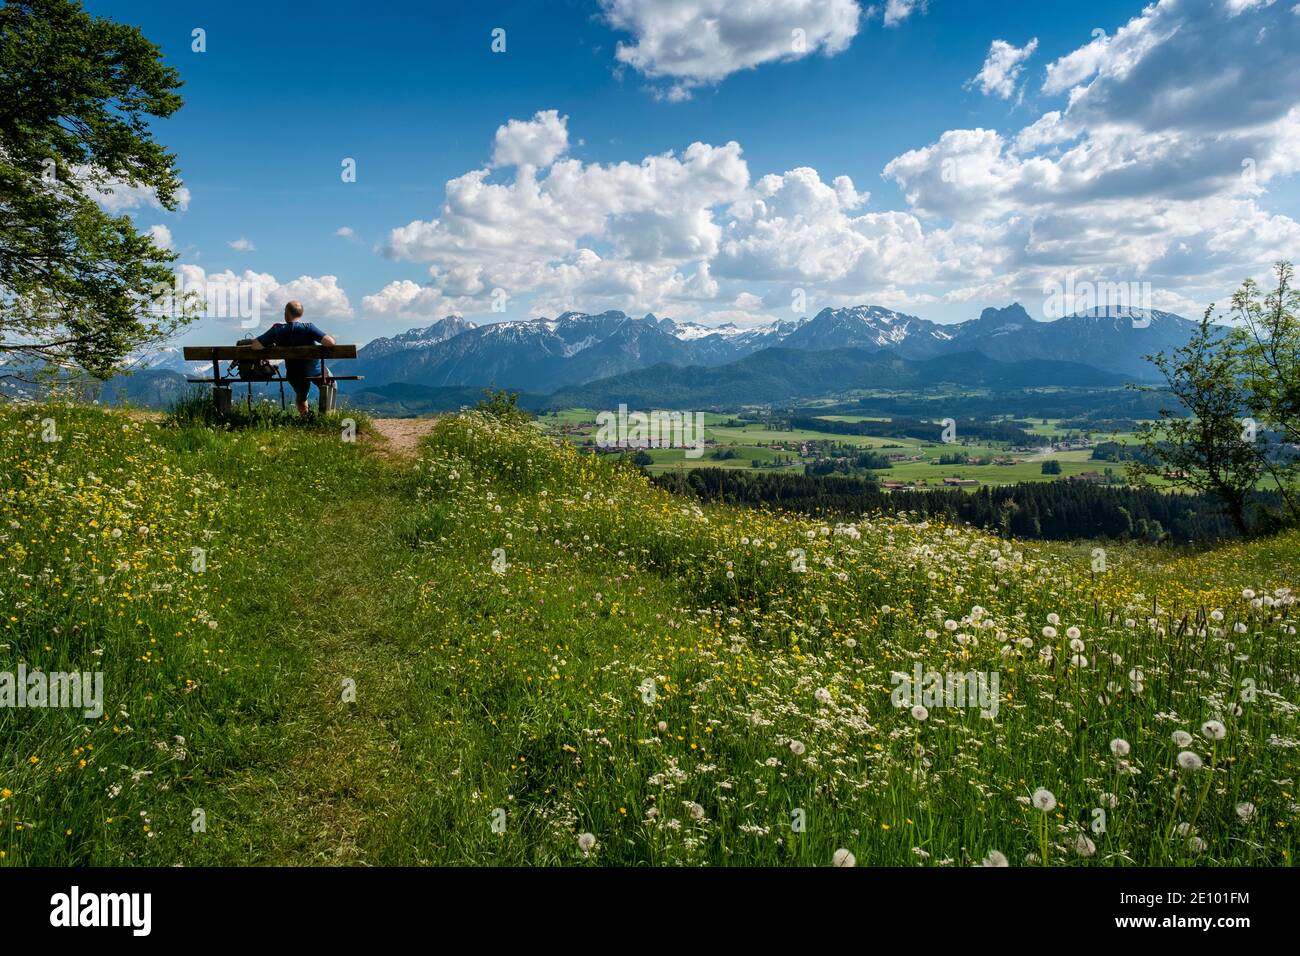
181, 343, 361, 413
182, 345, 358, 360
185, 375, 363, 383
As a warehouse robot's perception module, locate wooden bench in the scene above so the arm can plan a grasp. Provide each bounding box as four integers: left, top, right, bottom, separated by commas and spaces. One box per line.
182, 344, 363, 414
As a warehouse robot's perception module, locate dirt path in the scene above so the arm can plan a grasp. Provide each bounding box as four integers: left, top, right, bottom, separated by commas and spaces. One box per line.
367, 417, 440, 458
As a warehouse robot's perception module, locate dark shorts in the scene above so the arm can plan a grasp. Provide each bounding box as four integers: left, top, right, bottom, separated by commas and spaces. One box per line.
289, 378, 319, 403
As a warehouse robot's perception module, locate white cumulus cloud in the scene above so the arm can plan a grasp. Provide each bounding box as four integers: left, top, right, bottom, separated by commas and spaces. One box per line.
492, 110, 570, 167
600, 0, 863, 99
146, 224, 173, 250
368, 0, 1300, 328
967, 38, 1038, 99
176, 265, 354, 326
879, 0, 927, 28
80, 167, 191, 214
882, 0, 1300, 312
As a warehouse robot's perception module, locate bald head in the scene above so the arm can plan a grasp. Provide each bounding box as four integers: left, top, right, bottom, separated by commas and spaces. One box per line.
284, 300, 305, 322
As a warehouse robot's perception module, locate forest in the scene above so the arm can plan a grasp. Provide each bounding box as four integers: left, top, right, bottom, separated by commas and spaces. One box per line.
650, 467, 1281, 542
787, 415, 1036, 445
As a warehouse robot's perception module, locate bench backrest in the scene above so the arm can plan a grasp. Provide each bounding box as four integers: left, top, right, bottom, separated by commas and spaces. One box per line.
182, 345, 358, 361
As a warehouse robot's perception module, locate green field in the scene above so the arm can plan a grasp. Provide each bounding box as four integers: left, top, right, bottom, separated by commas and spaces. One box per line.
4, 402, 1296, 866
882, 456, 1120, 487
539, 409, 1160, 488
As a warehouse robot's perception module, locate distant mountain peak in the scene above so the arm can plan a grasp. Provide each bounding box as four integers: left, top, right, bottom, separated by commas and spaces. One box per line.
358, 315, 476, 361
351, 297, 1198, 395
978, 303, 1033, 325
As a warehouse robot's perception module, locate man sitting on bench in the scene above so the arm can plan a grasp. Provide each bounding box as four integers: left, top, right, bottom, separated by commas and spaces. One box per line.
250, 300, 336, 418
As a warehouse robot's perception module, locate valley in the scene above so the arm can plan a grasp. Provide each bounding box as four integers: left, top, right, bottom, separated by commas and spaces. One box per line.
540, 405, 1151, 489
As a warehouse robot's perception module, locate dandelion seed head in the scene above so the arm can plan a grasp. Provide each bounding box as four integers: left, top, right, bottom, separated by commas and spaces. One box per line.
1177, 751, 1203, 771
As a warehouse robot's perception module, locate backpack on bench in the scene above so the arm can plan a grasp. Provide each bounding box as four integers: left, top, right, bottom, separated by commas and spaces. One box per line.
230, 338, 277, 380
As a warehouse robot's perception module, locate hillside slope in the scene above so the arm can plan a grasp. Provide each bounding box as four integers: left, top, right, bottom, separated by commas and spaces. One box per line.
549, 347, 1125, 409
2, 404, 1297, 866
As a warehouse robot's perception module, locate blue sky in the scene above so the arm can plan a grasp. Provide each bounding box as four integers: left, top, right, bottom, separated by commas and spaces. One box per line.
85, 0, 1300, 345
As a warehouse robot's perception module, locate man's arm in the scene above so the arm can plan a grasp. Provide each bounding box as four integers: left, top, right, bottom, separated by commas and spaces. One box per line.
303, 322, 334, 347
250, 325, 279, 350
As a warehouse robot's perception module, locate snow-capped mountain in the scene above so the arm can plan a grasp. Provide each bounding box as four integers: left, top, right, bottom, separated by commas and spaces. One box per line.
340, 300, 1199, 393
355, 310, 802, 393
360, 316, 476, 360
132, 346, 194, 373
781, 305, 954, 358
69, 297, 1201, 408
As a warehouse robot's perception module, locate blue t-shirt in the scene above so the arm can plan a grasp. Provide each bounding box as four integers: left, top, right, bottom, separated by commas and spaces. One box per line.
256, 321, 326, 380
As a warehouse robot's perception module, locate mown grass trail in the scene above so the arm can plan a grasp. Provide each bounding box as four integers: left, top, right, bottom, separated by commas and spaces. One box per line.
153, 417, 453, 864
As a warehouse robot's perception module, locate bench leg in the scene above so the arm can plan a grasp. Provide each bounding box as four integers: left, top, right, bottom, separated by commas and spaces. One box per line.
213, 385, 232, 416
318, 381, 337, 414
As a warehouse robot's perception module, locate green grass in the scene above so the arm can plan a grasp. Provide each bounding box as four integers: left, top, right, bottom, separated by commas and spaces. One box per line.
2, 402, 1297, 866
539, 413, 1151, 486
166, 390, 373, 435
638, 444, 802, 474
882, 456, 1122, 487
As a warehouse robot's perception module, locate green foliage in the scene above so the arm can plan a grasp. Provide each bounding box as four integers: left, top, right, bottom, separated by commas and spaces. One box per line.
792, 414, 1035, 445
1227, 261, 1300, 525
654, 467, 1266, 542
0, 0, 187, 379
1131, 264, 1300, 534
474, 388, 532, 425
1041, 460, 1063, 475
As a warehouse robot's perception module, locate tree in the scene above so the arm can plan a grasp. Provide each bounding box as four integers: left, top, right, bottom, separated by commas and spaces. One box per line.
0, 0, 187, 380
1130, 309, 1261, 535
1228, 261, 1300, 525
1040, 460, 1062, 475
476, 388, 531, 424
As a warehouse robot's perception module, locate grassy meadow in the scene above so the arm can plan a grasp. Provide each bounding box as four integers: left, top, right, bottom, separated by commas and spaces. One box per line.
1, 402, 1298, 866
537, 408, 1160, 486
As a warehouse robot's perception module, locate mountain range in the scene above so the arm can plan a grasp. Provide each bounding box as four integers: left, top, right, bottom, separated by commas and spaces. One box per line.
106, 301, 1197, 411
347, 302, 1194, 394
548, 347, 1127, 410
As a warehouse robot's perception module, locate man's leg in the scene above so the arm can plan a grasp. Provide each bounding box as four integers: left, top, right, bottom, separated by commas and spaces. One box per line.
292, 381, 311, 417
